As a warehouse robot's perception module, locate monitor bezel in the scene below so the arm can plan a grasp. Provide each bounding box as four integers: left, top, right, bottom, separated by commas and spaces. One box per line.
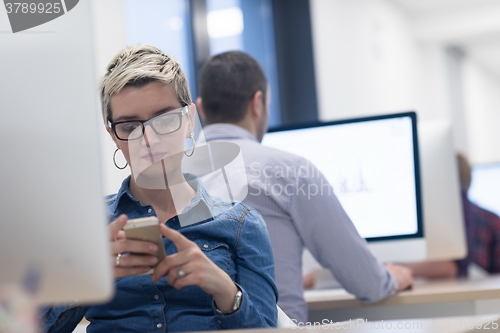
266, 111, 424, 242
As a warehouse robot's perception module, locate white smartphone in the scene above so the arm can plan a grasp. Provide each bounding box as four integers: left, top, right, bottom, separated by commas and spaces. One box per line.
123, 216, 166, 274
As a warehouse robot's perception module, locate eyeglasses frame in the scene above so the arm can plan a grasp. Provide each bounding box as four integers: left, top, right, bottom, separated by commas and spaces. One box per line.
109, 106, 189, 141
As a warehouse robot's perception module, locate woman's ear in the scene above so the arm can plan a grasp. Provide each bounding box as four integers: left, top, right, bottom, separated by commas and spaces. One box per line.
106, 126, 120, 148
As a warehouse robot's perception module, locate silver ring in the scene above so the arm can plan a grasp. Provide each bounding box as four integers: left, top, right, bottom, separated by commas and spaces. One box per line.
116, 253, 122, 267
177, 267, 187, 278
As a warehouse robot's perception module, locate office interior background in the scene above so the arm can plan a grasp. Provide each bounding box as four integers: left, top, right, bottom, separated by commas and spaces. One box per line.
2, 1, 500, 330
91, 0, 500, 203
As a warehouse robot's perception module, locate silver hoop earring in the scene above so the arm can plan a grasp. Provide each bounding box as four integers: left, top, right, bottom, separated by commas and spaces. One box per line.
113, 148, 128, 170
185, 133, 195, 157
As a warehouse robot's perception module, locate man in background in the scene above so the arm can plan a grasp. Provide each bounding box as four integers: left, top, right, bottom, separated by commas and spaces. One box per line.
404, 153, 500, 278
459, 154, 500, 273
196, 51, 413, 322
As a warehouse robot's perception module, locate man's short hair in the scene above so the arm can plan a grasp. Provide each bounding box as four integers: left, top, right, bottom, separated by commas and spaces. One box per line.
100, 44, 192, 124
457, 153, 472, 191
200, 51, 267, 124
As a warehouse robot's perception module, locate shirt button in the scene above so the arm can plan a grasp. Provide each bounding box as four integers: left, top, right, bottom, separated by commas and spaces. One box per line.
154, 295, 160, 300
157, 323, 163, 329
148, 208, 153, 213
203, 244, 209, 249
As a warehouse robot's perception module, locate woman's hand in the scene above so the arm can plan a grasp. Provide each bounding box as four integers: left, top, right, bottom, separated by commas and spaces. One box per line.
152, 224, 238, 313
109, 214, 160, 279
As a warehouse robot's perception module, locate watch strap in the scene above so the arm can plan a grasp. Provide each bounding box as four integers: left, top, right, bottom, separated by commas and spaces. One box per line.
215, 286, 242, 314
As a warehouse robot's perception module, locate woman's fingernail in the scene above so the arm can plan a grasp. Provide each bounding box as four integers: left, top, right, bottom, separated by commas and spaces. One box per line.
150, 244, 158, 252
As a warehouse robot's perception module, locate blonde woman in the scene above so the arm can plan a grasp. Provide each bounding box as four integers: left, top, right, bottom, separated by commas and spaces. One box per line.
42, 44, 278, 332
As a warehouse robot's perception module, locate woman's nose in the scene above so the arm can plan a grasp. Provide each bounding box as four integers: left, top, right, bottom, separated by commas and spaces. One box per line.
142, 125, 160, 146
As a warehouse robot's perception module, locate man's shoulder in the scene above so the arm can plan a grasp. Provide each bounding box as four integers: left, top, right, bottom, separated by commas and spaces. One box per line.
240, 139, 310, 166
472, 203, 500, 223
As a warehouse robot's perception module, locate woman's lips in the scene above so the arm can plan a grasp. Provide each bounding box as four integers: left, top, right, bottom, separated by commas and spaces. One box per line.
141, 152, 167, 162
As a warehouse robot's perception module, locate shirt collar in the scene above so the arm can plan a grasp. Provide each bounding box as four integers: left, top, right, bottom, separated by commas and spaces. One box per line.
110, 173, 216, 218
109, 176, 137, 213
202, 123, 259, 143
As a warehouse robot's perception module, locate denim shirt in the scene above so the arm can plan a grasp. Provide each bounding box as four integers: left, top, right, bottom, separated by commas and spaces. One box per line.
41, 174, 278, 332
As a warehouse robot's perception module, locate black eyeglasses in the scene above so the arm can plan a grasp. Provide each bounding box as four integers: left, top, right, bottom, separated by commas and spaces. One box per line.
109, 106, 188, 141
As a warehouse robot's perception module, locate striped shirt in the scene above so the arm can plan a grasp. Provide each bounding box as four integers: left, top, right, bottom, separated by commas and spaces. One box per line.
203, 124, 398, 322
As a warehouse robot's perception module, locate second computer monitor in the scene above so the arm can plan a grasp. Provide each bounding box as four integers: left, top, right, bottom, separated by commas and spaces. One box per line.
263, 112, 426, 262
418, 121, 466, 261
469, 163, 500, 218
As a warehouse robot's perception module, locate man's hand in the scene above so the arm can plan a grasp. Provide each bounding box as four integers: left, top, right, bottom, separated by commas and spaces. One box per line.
385, 263, 414, 291
303, 271, 317, 290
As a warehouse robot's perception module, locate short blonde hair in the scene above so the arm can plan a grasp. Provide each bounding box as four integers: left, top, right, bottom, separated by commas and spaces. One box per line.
100, 44, 192, 124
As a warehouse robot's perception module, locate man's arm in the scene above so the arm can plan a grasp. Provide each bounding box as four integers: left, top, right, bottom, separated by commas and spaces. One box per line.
400, 261, 458, 279
289, 161, 411, 301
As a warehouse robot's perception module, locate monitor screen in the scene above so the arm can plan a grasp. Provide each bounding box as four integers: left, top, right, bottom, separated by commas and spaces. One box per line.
469, 163, 500, 217
263, 112, 423, 241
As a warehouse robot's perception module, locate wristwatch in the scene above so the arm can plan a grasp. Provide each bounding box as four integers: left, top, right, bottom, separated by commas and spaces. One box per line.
216, 287, 243, 314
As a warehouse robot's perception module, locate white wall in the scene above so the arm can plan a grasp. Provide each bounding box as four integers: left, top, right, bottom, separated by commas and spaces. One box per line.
92, 0, 500, 193
463, 59, 500, 164
310, 0, 423, 120
309, 0, 496, 162
414, 43, 455, 123
90, 0, 129, 195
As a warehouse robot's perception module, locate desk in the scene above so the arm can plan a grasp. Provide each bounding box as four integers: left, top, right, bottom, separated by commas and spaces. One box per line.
72, 276, 500, 332
306, 275, 500, 323
74, 316, 500, 333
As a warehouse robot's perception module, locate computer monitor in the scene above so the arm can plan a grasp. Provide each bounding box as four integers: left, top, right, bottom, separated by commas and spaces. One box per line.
418, 121, 467, 261
469, 163, 500, 218
263, 112, 426, 263
0, 2, 113, 304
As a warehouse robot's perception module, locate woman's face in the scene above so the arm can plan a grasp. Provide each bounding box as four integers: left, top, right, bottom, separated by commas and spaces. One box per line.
108, 81, 194, 184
